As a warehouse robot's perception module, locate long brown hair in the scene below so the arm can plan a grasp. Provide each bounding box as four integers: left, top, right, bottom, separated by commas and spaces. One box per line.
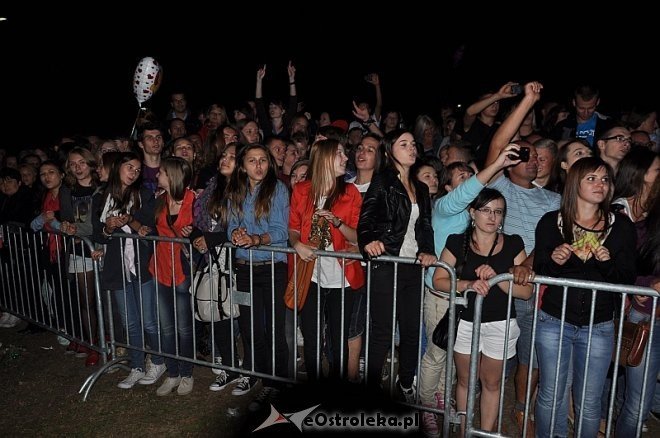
307, 139, 346, 210
154, 157, 193, 218
225, 144, 278, 222
560, 156, 614, 243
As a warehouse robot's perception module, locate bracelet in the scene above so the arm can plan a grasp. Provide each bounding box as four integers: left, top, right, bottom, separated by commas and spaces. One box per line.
255, 234, 263, 246
102, 226, 113, 238
333, 218, 343, 228
289, 81, 296, 85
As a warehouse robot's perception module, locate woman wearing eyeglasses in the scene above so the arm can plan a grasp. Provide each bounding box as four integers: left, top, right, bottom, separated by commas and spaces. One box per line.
433, 188, 532, 435
533, 157, 636, 437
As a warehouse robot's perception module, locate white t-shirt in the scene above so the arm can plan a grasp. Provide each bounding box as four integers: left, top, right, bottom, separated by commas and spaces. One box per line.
311, 196, 350, 288
399, 203, 419, 258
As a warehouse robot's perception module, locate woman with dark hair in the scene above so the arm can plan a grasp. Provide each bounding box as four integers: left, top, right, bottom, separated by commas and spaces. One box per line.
191, 143, 241, 392
226, 144, 290, 395
149, 157, 196, 396
420, 146, 519, 435
358, 129, 436, 400
289, 139, 364, 382
546, 138, 593, 193
614, 152, 660, 435
433, 188, 531, 435
92, 152, 166, 389
533, 157, 637, 437
612, 146, 659, 222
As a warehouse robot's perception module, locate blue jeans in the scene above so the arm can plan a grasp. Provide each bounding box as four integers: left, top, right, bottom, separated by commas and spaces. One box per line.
616, 307, 660, 436
155, 278, 194, 378
112, 279, 163, 370
535, 310, 614, 438
515, 294, 537, 369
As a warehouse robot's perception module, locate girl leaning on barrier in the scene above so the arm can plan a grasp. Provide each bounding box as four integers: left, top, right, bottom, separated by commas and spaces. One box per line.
613, 148, 660, 435
289, 139, 364, 382
357, 129, 437, 400
432, 188, 532, 435
420, 145, 521, 435
227, 144, 290, 395
92, 152, 166, 390
30, 161, 68, 334
190, 142, 242, 392
148, 157, 196, 396
59, 147, 100, 366
532, 156, 637, 437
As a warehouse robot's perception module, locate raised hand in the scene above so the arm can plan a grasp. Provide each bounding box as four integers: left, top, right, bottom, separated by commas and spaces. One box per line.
257, 65, 267, 82
287, 60, 296, 82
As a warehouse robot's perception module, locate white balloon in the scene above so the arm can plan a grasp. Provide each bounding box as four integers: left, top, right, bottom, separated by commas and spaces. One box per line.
133, 56, 162, 106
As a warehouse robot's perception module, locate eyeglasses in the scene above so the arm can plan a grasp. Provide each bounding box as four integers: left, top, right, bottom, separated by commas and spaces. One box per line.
477, 207, 504, 217
601, 135, 632, 143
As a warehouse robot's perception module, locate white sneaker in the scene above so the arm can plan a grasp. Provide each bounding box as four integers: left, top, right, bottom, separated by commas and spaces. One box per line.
117, 368, 146, 389
156, 376, 181, 396
177, 376, 194, 396
139, 362, 166, 385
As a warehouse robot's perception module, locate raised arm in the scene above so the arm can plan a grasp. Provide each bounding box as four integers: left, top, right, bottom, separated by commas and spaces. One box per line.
463, 82, 517, 131
484, 82, 543, 172
255, 64, 266, 99
366, 73, 382, 121
352, 101, 383, 136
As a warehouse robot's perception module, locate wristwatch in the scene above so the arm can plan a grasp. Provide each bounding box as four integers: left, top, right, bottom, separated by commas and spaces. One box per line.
333, 218, 343, 228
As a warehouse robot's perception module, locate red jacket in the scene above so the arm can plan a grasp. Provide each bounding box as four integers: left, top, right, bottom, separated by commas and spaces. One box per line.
289, 180, 364, 290
149, 189, 195, 287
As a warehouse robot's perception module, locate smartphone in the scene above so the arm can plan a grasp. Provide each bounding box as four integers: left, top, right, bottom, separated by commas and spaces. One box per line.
508, 146, 530, 162
510, 84, 523, 95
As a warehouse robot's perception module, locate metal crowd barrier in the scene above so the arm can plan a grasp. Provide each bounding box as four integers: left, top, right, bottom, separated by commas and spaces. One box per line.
456, 273, 659, 438
76, 232, 456, 404
0, 224, 109, 375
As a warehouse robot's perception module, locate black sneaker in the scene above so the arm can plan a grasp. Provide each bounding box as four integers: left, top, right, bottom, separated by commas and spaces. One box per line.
231, 376, 257, 396
209, 370, 241, 392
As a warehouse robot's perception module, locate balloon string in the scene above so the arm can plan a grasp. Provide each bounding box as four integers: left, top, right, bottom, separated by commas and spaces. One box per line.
130, 107, 144, 140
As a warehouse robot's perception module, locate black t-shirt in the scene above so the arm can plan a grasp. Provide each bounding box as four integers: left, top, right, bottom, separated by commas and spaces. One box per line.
446, 233, 524, 323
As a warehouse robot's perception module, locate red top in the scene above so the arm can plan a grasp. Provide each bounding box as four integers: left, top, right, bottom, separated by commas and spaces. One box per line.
43, 193, 61, 263
149, 189, 195, 286
289, 180, 364, 289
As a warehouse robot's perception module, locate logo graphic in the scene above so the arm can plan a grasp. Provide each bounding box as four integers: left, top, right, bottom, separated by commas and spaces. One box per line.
253, 404, 321, 432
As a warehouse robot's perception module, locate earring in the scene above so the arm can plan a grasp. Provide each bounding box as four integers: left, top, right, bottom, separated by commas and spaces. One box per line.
471, 219, 475, 228
498, 224, 503, 233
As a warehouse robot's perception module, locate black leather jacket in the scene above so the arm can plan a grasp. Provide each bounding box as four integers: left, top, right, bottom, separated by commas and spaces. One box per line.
358, 168, 434, 259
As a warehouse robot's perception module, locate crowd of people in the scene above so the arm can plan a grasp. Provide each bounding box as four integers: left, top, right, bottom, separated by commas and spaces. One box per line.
1, 66, 659, 437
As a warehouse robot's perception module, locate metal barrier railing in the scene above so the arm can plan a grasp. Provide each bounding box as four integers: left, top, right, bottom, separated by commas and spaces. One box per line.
460, 273, 658, 438
4, 222, 656, 436
0, 224, 108, 373
75, 231, 456, 403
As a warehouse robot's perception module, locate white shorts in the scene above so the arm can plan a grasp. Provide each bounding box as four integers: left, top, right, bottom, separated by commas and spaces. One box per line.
68, 254, 94, 273
453, 318, 520, 360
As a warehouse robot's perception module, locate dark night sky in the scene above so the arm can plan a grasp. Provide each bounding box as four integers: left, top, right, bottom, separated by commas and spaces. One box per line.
1, 10, 656, 150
